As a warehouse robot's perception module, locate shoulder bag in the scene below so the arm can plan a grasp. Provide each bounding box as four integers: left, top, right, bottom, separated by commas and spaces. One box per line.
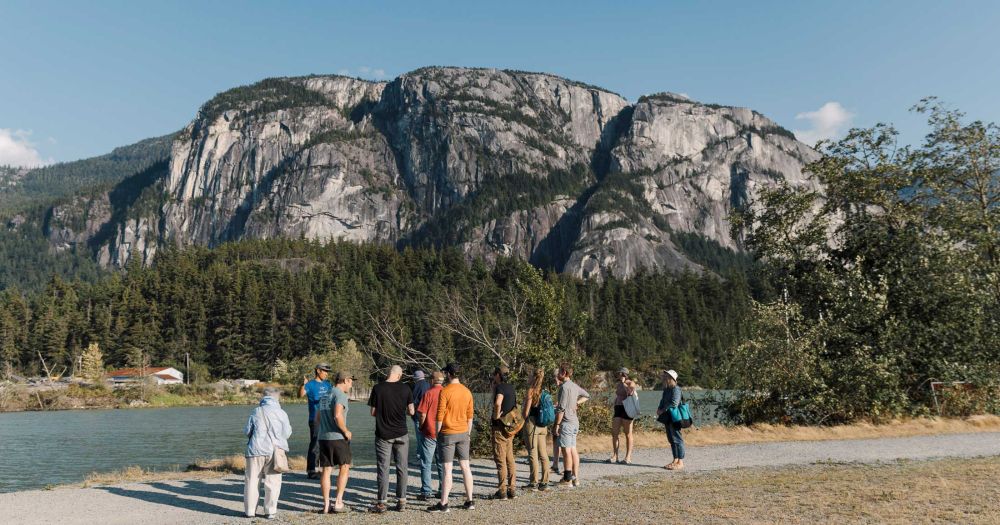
623, 391, 641, 419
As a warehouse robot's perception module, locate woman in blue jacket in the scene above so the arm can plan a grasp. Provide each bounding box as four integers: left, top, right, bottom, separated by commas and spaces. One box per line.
243, 387, 292, 518
656, 369, 684, 470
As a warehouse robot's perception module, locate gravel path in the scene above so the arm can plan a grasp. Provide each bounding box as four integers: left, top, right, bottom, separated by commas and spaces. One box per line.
3, 431, 999, 525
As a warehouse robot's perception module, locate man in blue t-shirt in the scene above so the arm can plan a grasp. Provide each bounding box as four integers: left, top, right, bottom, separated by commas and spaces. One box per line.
299, 363, 331, 478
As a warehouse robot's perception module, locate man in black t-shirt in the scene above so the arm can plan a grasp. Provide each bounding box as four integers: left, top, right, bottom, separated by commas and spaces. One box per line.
367, 365, 414, 513
490, 365, 518, 500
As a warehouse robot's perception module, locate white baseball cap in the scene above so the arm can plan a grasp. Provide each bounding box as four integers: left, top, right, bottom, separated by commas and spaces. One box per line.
664, 369, 678, 380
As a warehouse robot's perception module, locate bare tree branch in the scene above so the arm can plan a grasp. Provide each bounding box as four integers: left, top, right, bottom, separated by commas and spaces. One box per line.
366, 310, 442, 371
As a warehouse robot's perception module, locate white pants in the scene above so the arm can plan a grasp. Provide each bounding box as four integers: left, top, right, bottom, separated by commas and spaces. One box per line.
244, 455, 282, 517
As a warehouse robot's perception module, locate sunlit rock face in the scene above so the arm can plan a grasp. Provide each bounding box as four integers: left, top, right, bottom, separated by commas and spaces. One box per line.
78, 69, 820, 279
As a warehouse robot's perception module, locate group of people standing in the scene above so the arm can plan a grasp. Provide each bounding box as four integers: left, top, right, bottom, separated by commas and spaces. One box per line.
241, 361, 687, 518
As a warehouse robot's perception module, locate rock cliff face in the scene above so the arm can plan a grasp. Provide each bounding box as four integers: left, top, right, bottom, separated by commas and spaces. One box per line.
53, 68, 821, 279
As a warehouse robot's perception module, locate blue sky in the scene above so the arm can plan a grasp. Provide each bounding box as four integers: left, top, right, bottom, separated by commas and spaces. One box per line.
1, 0, 998, 165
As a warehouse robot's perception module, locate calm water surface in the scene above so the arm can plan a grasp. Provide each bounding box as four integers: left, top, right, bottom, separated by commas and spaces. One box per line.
0, 389, 724, 493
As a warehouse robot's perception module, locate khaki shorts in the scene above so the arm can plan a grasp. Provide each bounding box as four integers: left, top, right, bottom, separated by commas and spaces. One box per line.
437, 432, 471, 463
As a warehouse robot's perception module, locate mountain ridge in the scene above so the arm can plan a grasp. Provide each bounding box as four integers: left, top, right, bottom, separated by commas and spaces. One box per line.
6, 67, 821, 279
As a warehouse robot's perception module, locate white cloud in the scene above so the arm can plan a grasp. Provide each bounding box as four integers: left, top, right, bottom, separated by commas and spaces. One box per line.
0, 129, 54, 167
793, 102, 854, 145
336, 66, 387, 80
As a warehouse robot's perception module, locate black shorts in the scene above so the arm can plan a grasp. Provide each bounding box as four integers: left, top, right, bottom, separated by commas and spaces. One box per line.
319, 439, 352, 467
613, 405, 634, 421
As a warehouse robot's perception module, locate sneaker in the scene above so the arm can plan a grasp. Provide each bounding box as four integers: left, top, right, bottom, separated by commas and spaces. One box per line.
332, 505, 350, 514
538, 483, 549, 492
550, 466, 560, 474
426, 502, 450, 513
417, 493, 430, 502
571, 477, 579, 487
506, 488, 517, 500
522, 483, 538, 492
462, 500, 476, 510
369, 503, 387, 514
490, 490, 508, 501
394, 500, 407, 512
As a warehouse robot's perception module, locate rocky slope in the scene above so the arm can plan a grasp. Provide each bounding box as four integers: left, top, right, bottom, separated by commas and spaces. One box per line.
33, 67, 821, 279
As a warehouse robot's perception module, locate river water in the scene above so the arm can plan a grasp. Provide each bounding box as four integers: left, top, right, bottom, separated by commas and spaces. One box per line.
0, 390, 724, 493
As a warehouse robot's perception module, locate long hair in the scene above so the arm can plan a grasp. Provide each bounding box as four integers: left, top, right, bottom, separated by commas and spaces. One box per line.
527, 367, 545, 406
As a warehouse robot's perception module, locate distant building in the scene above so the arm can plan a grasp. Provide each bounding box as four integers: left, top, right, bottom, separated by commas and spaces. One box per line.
106, 367, 184, 387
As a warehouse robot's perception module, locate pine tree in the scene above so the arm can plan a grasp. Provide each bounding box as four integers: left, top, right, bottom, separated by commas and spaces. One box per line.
81, 342, 105, 384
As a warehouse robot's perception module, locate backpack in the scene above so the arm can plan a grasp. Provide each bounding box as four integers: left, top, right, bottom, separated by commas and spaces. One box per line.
535, 390, 556, 427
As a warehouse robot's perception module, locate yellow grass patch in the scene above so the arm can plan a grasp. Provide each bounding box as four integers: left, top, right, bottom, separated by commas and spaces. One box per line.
79, 455, 307, 487
187, 454, 307, 473
575, 415, 1000, 454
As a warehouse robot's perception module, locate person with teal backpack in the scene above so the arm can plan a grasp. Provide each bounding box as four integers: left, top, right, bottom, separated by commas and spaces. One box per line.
520, 368, 552, 491
656, 369, 688, 470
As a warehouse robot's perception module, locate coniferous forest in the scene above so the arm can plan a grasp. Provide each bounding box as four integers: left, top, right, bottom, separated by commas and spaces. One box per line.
0, 239, 755, 388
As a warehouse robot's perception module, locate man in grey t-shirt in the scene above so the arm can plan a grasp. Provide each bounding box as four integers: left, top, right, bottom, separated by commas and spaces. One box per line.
316, 372, 353, 513
554, 363, 589, 487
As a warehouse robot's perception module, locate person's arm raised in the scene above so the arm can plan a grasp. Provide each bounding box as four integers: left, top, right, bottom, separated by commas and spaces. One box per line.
577, 387, 591, 405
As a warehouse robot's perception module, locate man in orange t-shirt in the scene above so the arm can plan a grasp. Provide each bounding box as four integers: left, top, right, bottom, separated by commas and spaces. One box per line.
427, 363, 475, 513
416, 371, 445, 500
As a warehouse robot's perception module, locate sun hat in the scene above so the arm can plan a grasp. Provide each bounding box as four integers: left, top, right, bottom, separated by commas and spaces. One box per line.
664, 369, 678, 381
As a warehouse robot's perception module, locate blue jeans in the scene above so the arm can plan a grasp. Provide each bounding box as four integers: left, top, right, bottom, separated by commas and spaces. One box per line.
666, 423, 685, 459
417, 430, 443, 496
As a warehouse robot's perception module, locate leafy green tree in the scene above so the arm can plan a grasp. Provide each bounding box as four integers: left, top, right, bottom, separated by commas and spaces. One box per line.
730, 103, 1000, 423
